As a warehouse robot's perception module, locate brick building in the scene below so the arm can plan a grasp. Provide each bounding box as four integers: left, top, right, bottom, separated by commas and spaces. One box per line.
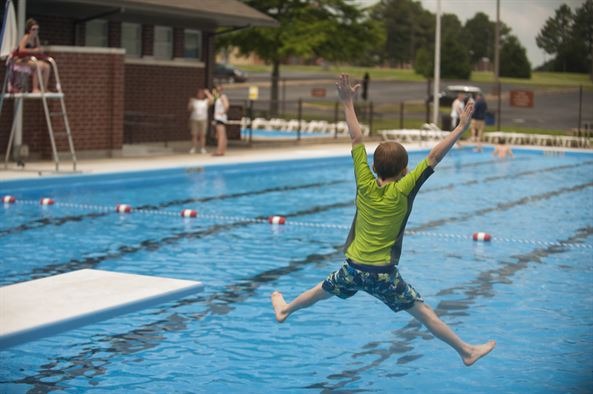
0, 0, 275, 159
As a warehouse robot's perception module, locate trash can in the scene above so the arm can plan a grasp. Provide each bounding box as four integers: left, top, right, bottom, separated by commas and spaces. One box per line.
441, 114, 452, 131
226, 105, 244, 140
485, 111, 495, 126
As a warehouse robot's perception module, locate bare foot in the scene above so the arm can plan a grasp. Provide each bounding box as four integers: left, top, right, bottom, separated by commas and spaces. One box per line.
463, 340, 496, 366
271, 291, 288, 323
32, 89, 41, 94
211, 152, 224, 157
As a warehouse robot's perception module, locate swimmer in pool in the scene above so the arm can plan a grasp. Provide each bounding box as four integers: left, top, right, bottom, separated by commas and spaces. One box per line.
493, 141, 514, 159
271, 74, 496, 367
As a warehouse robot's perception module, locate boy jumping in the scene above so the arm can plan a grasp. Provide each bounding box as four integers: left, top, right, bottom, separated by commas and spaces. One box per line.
271, 74, 496, 366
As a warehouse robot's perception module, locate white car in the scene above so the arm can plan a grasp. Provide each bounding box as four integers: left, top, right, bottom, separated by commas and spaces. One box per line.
428, 85, 482, 107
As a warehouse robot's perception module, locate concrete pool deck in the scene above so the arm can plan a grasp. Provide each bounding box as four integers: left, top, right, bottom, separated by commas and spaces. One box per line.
0, 139, 394, 181
1, 139, 590, 182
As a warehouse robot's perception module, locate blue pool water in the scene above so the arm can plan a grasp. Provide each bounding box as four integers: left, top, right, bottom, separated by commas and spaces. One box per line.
241, 128, 335, 139
1, 147, 592, 393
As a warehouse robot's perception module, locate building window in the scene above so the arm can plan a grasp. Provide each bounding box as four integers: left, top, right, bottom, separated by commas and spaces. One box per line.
154, 26, 173, 59
85, 19, 108, 47
122, 22, 141, 57
184, 29, 202, 60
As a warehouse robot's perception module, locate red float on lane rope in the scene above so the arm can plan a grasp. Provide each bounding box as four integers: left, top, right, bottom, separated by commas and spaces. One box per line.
116, 204, 132, 213
472, 232, 492, 242
268, 215, 286, 225
3, 195, 16, 204
181, 209, 198, 218
40, 198, 55, 205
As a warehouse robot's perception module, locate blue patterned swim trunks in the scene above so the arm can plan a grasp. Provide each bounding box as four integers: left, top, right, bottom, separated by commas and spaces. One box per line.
322, 259, 423, 313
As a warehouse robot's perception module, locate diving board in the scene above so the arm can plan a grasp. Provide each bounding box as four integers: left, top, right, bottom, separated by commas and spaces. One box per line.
0, 269, 203, 349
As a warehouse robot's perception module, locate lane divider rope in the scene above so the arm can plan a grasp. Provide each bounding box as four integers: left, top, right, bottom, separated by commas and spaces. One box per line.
3, 197, 592, 250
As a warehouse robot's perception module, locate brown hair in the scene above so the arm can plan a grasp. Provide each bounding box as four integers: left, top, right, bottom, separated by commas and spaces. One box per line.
25, 18, 38, 34
373, 142, 408, 180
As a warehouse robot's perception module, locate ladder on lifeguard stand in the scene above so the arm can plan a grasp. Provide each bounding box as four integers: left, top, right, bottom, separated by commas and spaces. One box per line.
0, 56, 77, 172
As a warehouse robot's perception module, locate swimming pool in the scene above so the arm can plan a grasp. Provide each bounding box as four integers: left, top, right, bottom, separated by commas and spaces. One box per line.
241, 128, 336, 140
1, 146, 592, 393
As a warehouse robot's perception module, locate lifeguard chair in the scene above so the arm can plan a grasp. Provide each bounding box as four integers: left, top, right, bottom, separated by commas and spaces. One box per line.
0, 55, 78, 171
0, 0, 77, 172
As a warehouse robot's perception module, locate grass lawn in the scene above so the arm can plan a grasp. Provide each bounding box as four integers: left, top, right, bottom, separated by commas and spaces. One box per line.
240, 64, 426, 82
472, 71, 593, 88
240, 64, 593, 88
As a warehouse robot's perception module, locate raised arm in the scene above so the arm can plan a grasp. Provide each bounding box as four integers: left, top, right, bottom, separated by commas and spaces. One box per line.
427, 102, 474, 168
204, 89, 214, 104
336, 74, 363, 147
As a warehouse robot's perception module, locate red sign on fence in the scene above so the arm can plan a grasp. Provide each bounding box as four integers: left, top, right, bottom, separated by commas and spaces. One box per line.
510, 90, 534, 108
311, 88, 326, 98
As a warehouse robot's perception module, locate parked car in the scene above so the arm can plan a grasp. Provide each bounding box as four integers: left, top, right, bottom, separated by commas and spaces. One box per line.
213, 63, 247, 83
428, 85, 482, 107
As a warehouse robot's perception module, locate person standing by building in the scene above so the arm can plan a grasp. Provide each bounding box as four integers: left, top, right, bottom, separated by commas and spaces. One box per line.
450, 92, 465, 131
212, 84, 229, 156
470, 93, 488, 151
187, 88, 213, 154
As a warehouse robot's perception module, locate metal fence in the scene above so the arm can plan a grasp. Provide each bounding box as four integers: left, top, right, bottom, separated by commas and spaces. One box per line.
236, 98, 429, 141
231, 82, 592, 143
121, 81, 592, 147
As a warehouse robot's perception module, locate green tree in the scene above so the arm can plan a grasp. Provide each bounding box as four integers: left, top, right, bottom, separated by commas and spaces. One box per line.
371, 0, 433, 67
536, 4, 574, 72
411, 13, 471, 80
441, 14, 471, 79
413, 47, 432, 78
571, 0, 593, 78
462, 12, 492, 64
462, 12, 511, 67
536, 1, 593, 74
320, 13, 385, 67
220, 0, 379, 115
500, 35, 531, 78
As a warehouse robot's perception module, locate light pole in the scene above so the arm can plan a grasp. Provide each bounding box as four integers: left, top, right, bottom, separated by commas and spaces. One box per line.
495, 0, 501, 130
431, 0, 441, 126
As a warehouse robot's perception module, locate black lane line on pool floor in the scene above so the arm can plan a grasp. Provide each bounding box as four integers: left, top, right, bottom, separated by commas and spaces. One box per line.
8, 200, 355, 284
0, 156, 532, 238
409, 180, 593, 232
0, 179, 348, 238
305, 226, 593, 391
7, 181, 593, 390
422, 159, 593, 193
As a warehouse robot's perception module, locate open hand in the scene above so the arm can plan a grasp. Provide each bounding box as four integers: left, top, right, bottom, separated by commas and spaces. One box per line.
336, 74, 360, 102
459, 101, 474, 127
